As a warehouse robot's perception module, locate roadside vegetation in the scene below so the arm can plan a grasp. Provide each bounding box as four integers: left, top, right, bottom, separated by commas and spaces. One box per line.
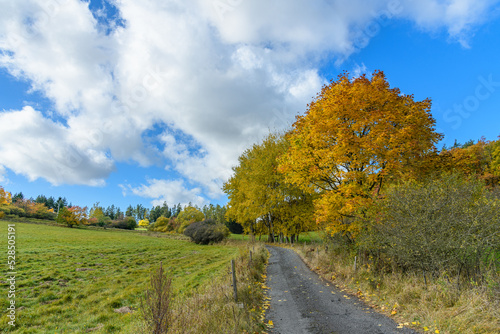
223, 71, 500, 333
294, 174, 499, 333
0, 221, 268, 333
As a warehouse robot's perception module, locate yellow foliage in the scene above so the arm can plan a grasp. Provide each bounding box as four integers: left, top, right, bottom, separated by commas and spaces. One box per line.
279, 70, 441, 237
177, 206, 204, 233
0, 186, 12, 205
223, 133, 316, 239
138, 219, 150, 227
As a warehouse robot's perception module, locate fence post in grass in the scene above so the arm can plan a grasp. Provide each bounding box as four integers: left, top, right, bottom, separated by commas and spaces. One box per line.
231, 259, 238, 302
249, 250, 253, 267
354, 256, 357, 272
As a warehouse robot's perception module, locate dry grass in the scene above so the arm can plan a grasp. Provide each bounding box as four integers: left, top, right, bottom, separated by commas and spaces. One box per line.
293, 244, 500, 334
131, 242, 270, 334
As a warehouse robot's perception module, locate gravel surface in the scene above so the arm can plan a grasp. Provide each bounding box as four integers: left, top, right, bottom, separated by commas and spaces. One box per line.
265, 246, 418, 334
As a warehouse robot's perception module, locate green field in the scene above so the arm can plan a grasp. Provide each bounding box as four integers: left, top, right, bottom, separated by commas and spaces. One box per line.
229, 231, 324, 244
0, 221, 240, 333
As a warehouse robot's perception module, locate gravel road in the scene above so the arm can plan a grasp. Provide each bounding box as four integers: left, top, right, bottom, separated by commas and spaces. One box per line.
265, 246, 418, 334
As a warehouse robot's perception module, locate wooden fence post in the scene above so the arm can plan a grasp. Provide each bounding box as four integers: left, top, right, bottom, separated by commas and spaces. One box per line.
231, 259, 237, 302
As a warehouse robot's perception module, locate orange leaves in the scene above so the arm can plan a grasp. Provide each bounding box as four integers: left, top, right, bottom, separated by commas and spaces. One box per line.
0, 185, 12, 205
436, 138, 500, 187
279, 70, 441, 237
68, 206, 88, 225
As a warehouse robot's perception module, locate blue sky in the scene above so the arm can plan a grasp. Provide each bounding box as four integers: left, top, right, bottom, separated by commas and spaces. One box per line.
1, 0, 500, 212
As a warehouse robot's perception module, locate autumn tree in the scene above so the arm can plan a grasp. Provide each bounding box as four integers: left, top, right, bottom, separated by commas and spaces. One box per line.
69, 206, 88, 225
88, 202, 111, 226
0, 186, 11, 219
279, 70, 441, 240
489, 137, 500, 178
0, 186, 12, 205
176, 206, 205, 233
437, 137, 500, 187
224, 133, 315, 242
57, 206, 79, 227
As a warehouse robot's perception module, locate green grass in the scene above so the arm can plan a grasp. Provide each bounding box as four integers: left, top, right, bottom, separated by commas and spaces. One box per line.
229, 231, 323, 244
0, 220, 240, 333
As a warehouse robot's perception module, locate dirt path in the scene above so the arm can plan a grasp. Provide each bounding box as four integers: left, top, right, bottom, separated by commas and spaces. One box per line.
265, 246, 418, 334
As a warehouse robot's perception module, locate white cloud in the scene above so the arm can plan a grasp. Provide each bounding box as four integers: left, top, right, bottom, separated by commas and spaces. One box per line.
0, 106, 114, 186
0, 165, 7, 184
121, 178, 206, 207
352, 63, 368, 78
397, 0, 498, 47
0, 0, 498, 203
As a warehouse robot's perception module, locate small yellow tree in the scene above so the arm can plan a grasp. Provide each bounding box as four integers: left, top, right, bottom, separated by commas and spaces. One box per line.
176, 206, 204, 233
0, 186, 12, 205
56, 207, 79, 228
138, 219, 150, 227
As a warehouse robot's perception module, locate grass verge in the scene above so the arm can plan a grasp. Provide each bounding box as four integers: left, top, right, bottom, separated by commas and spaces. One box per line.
292, 243, 500, 334
133, 243, 270, 333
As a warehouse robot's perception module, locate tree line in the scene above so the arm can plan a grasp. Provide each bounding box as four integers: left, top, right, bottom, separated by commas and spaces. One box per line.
0, 187, 241, 233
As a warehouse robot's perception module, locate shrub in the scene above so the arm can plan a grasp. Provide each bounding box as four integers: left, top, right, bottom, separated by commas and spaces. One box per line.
111, 216, 137, 230
176, 206, 204, 233
184, 219, 230, 245
149, 216, 178, 232
0, 211, 4, 219
166, 217, 179, 232
89, 215, 113, 227
140, 262, 174, 334
156, 216, 168, 225
6, 206, 26, 217
138, 219, 150, 227
369, 173, 500, 276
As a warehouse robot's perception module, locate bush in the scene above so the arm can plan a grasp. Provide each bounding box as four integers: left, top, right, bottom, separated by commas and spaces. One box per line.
369, 173, 500, 276
6, 206, 26, 217
111, 216, 137, 230
138, 219, 150, 227
89, 215, 112, 227
149, 216, 178, 232
176, 206, 204, 233
0, 211, 4, 219
184, 220, 230, 245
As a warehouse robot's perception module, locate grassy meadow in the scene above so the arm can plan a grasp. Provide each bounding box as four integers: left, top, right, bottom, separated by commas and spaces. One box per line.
228, 231, 323, 244
0, 220, 244, 333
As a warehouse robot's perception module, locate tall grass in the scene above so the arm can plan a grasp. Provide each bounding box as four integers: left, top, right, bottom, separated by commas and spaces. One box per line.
132, 242, 269, 334
294, 243, 500, 334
